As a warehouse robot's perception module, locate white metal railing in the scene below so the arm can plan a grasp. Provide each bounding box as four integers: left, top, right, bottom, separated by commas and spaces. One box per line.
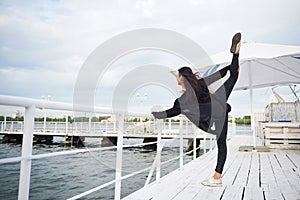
1, 121, 116, 134
1, 121, 198, 136
0, 95, 216, 200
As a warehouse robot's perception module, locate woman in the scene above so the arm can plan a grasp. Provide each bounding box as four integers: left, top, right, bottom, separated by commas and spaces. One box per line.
152, 32, 241, 187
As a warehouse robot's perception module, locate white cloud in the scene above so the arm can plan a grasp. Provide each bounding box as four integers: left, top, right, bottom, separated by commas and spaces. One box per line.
0, 0, 300, 116
0, 66, 77, 101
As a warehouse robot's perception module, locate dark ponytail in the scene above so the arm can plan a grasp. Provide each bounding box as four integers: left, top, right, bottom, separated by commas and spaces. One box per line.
178, 67, 210, 103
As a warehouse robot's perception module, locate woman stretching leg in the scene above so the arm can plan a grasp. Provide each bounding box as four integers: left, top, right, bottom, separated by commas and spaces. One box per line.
204, 51, 240, 186
152, 32, 241, 187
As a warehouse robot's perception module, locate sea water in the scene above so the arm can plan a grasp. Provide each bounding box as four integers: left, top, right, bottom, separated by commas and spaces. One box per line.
0, 126, 251, 199
0, 138, 193, 199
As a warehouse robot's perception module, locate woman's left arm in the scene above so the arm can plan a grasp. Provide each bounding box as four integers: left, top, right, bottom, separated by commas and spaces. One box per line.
152, 99, 181, 119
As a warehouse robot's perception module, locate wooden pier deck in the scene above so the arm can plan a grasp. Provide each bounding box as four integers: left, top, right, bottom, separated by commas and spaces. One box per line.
124, 134, 300, 200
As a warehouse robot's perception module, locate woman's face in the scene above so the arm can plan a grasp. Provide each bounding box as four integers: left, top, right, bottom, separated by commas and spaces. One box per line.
177, 74, 184, 85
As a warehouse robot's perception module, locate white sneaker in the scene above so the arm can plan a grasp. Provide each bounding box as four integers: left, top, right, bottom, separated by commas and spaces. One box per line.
201, 177, 222, 187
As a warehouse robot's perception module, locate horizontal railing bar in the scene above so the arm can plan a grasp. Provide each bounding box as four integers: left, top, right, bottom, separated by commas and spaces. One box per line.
68, 163, 154, 200
122, 141, 157, 148
0, 141, 160, 164
29, 147, 116, 160
0, 95, 149, 117
0, 147, 116, 164
67, 142, 215, 200
67, 179, 116, 200
159, 145, 211, 167
161, 154, 182, 166
29, 142, 161, 160
183, 146, 201, 157
120, 165, 152, 181
0, 156, 22, 164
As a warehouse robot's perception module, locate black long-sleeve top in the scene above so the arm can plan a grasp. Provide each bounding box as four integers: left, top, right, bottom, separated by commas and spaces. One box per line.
152, 65, 231, 134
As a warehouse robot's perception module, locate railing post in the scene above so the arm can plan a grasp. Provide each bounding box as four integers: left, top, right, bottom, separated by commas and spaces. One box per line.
114, 114, 124, 200
88, 116, 91, 133
93, 119, 95, 133
185, 120, 188, 135
113, 115, 116, 132
18, 104, 35, 200
20, 122, 23, 132
43, 110, 46, 133
80, 122, 83, 133
146, 121, 150, 134
232, 115, 236, 135
55, 122, 57, 133
10, 121, 13, 132
179, 117, 183, 170
105, 121, 108, 132
156, 119, 162, 183
3, 115, 6, 131
65, 115, 68, 134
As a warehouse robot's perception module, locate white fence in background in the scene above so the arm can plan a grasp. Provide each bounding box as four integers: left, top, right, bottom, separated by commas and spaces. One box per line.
0, 121, 195, 135
0, 95, 218, 200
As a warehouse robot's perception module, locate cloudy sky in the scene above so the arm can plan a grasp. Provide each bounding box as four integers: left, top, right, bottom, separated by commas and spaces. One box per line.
0, 0, 300, 116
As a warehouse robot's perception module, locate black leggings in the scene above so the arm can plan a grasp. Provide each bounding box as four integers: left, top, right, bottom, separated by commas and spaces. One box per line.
215, 54, 239, 174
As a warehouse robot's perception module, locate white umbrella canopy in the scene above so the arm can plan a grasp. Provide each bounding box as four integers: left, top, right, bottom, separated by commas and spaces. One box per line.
203, 42, 300, 90
201, 42, 300, 148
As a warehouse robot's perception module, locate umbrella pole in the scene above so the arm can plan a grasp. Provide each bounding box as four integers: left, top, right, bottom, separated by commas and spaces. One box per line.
250, 86, 257, 148
239, 61, 269, 153
248, 60, 257, 149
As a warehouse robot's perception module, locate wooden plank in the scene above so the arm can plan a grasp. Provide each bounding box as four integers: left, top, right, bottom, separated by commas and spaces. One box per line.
265, 141, 300, 150
280, 151, 300, 173
222, 153, 245, 186
285, 150, 300, 170
123, 168, 190, 200
247, 152, 260, 188
192, 186, 226, 200
232, 152, 252, 186
265, 133, 300, 139
145, 150, 216, 200
123, 184, 161, 200
243, 186, 264, 200
276, 151, 300, 195
219, 185, 244, 200
287, 128, 300, 134
123, 156, 200, 200
294, 150, 300, 156
260, 153, 277, 191
170, 181, 204, 200
171, 136, 243, 200
264, 122, 300, 128
260, 152, 285, 200
268, 153, 300, 200
152, 161, 214, 200
263, 185, 284, 200
170, 169, 214, 200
